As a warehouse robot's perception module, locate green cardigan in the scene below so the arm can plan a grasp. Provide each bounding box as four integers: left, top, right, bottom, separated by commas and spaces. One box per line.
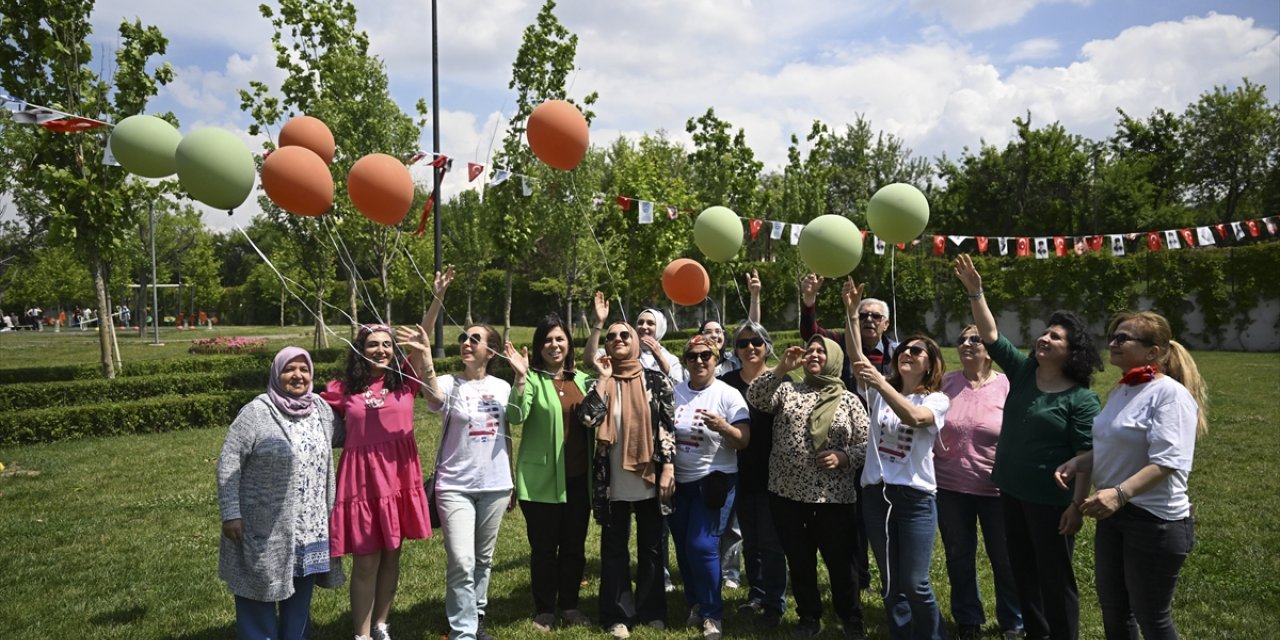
508, 369, 593, 503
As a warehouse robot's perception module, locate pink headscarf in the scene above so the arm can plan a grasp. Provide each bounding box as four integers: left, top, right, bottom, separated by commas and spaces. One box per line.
268, 346, 315, 418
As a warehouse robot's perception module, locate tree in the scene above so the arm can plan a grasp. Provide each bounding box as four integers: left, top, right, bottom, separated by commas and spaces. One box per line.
490, 0, 597, 338
0, 5, 174, 377
1181, 80, 1278, 223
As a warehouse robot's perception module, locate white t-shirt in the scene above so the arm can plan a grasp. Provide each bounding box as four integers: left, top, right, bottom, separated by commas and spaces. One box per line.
861, 390, 949, 493
431, 374, 514, 492
1091, 375, 1198, 520
672, 379, 750, 483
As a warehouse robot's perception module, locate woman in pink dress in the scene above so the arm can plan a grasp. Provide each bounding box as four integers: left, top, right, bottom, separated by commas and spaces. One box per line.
323, 324, 432, 640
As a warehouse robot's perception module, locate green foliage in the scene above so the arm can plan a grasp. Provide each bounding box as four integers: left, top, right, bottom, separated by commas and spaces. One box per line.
1181, 80, 1279, 223
0, 391, 257, 446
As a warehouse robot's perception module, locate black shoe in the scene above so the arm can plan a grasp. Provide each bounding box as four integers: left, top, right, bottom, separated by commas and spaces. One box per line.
737, 600, 765, 616
842, 623, 867, 640
957, 624, 982, 640
477, 615, 496, 640
756, 609, 783, 630
792, 617, 822, 638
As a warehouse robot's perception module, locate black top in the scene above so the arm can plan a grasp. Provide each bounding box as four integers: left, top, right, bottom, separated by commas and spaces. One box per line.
720, 368, 775, 494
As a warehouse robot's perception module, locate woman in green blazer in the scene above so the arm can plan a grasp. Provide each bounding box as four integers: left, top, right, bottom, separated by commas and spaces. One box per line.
505, 314, 596, 631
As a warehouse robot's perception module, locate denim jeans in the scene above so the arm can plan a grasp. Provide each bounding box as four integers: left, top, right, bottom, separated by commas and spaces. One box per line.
670, 474, 737, 621
234, 575, 316, 640
1095, 505, 1195, 640
937, 488, 1023, 632
737, 489, 788, 614
863, 483, 945, 640
438, 489, 511, 640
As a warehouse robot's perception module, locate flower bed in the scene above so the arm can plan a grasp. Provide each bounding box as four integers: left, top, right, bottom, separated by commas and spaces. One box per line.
188, 336, 268, 355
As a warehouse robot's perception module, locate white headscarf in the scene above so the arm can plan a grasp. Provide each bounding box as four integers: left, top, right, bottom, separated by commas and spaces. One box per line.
639, 307, 667, 341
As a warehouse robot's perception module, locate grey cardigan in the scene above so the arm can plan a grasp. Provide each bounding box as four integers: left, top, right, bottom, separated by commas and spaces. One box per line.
217, 394, 346, 601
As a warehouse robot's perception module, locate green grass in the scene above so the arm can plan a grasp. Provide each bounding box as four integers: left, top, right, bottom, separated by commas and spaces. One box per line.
0, 339, 1277, 638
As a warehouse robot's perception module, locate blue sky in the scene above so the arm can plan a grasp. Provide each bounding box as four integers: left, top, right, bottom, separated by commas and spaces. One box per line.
68, 0, 1280, 228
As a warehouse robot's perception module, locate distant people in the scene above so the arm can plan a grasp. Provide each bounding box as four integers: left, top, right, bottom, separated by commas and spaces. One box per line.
217, 347, 345, 640
1056, 311, 1206, 640
954, 255, 1102, 640
121, 304, 131, 327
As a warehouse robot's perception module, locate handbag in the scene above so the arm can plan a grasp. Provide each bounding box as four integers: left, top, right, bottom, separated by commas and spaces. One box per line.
701, 470, 732, 510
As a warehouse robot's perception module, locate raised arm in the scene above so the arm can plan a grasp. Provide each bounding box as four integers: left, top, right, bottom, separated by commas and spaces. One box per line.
746, 269, 762, 324
396, 323, 442, 405
583, 291, 608, 371
851, 361, 939, 428
420, 264, 456, 335
953, 255, 997, 343
798, 272, 825, 339
841, 276, 869, 368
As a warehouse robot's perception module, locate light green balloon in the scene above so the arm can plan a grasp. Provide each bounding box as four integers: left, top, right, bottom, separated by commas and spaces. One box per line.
866, 183, 930, 244
175, 128, 256, 210
694, 206, 743, 262
109, 115, 182, 178
799, 215, 864, 278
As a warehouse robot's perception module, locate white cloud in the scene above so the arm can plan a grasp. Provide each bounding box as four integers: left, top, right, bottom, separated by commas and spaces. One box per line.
1007, 37, 1061, 61
909, 0, 1091, 34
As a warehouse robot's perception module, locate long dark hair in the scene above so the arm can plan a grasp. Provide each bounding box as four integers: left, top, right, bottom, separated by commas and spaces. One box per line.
1039, 310, 1103, 387
886, 334, 945, 394
530, 314, 574, 379
344, 325, 407, 393
463, 324, 504, 375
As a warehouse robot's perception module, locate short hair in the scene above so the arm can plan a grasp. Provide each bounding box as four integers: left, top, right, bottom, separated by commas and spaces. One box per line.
530, 314, 574, 378
1042, 310, 1103, 387
860, 298, 890, 317
731, 320, 774, 358
886, 334, 945, 394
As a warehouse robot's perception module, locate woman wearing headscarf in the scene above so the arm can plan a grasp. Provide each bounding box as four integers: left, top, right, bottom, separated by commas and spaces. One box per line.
954, 255, 1102, 640
576, 321, 676, 640
748, 335, 870, 640
217, 347, 345, 640
1056, 311, 1206, 640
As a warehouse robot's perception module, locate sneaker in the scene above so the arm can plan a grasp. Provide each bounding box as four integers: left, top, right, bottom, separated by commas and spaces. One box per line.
793, 617, 822, 638
756, 609, 783, 630
372, 623, 392, 640
686, 605, 702, 627
608, 623, 631, 639
702, 618, 723, 640
665, 581, 677, 593
645, 620, 666, 631
723, 578, 741, 590
532, 613, 556, 632
562, 609, 591, 627
738, 600, 764, 615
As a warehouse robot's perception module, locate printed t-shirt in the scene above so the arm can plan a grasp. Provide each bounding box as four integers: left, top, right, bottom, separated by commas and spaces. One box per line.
431, 374, 514, 492
672, 379, 750, 483
861, 389, 948, 493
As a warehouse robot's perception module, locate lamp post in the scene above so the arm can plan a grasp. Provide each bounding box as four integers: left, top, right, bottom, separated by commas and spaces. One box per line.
430, 0, 444, 358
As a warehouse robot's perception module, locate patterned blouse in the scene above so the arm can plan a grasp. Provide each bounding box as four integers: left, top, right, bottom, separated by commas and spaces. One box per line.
290, 411, 332, 577
747, 371, 869, 504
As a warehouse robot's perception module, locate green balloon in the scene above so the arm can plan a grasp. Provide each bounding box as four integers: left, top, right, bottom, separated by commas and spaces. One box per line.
109, 115, 182, 178
867, 183, 930, 244
175, 128, 256, 210
799, 215, 863, 278
694, 206, 743, 262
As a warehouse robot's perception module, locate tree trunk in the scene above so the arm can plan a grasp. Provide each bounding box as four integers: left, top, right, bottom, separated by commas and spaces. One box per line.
136, 272, 148, 339
503, 268, 513, 341
90, 254, 116, 379
314, 284, 329, 350
347, 268, 359, 333
381, 256, 392, 323
279, 286, 286, 327
466, 291, 474, 327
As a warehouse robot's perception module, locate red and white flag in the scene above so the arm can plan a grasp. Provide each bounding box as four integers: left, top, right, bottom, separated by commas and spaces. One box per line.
467, 162, 484, 182
41, 117, 106, 133
1146, 232, 1163, 252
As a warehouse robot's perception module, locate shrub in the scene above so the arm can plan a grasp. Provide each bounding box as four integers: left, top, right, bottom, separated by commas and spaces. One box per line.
0, 391, 259, 446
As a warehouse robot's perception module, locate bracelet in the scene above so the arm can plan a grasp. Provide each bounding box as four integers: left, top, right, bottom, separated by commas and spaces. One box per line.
1113, 485, 1129, 507
967, 289, 984, 300
593, 325, 604, 331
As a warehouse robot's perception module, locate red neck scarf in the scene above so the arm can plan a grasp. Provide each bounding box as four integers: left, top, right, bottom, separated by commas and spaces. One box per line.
1119, 364, 1159, 386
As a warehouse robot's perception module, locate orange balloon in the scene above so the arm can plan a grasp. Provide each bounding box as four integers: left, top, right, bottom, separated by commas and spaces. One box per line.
279, 115, 336, 164
261, 146, 333, 217
348, 153, 415, 226
662, 258, 710, 306
526, 100, 589, 171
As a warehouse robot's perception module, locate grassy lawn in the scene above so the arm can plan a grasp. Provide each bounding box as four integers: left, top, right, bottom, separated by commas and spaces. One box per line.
0, 333, 1277, 638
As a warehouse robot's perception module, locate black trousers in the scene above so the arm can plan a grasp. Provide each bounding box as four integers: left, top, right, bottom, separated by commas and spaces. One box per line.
598, 497, 667, 628
520, 474, 591, 614
1003, 495, 1078, 640
1095, 505, 1195, 640
769, 493, 863, 628
851, 466, 872, 588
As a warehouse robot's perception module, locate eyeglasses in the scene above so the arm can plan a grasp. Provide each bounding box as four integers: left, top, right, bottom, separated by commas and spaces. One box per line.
900, 345, 928, 357
605, 331, 632, 342
858, 311, 886, 321
736, 337, 766, 349
683, 351, 715, 363
1109, 332, 1152, 346
957, 335, 983, 346
458, 332, 484, 345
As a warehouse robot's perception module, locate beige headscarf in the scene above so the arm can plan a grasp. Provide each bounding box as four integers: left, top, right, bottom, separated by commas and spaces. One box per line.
803, 335, 846, 450
595, 322, 656, 486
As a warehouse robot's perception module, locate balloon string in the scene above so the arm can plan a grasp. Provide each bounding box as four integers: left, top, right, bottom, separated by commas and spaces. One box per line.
890, 246, 899, 344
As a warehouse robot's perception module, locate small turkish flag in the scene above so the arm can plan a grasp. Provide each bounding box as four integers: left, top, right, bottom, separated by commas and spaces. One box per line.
1179, 228, 1196, 247
976, 236, 988, 254
1214, 223, 1227, 239
1053, 236, 1067, 256
41, 117, 105, 133
1016, 237, 1030, 257
749, 219, 763, 240
1146, 232, 1162, 252
616, 196, 631, 211
467, 163, 484, 182
932, 235, 946, 256
415, 194, 434, 237
1245, 219, 1260, 237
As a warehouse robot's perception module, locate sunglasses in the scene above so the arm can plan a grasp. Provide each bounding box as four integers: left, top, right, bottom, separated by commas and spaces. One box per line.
900, 345, 928, 357
457, 332, 484, 345
736, 337, 766, 349
683, 351, 715, 363
858, 311, 886, 321
957, 335, 983, 346
605, 331, 632, 342
1109, 332, 1152, 346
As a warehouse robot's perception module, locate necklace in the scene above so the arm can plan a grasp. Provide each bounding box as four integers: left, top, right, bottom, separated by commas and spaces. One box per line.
363, 387, 389, 409
553, 377, 568, 397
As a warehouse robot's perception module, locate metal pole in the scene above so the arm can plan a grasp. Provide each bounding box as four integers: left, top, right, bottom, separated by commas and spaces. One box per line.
430, 0, 445, 358
149, 200, 163, 345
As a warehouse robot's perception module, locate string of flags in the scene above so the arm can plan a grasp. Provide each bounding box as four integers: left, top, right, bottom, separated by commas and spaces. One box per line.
1, 94, 110, 132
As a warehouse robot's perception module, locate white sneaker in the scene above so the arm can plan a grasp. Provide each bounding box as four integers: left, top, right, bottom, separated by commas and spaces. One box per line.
723, 578, 741, 590
532, 613, 556, 632
608, 623, 631, 639
702, 618, 722, 640
372, 623, 392, 640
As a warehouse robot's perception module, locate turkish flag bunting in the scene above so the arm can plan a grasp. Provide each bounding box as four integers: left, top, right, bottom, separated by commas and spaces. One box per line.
415, 193, 434, 237
616, 196, 631, 211
976, 236, 988, 253
41, 117, 106, 133
932, 235, 946, 256
1179, 228, 1196, 247
467, 163, 484, 182
1214, 223, 1227, 239
1016, 237, 1030, 257
430, 154, 449, 168
1088, 236, 1104, 252
749, 219, 763, 240
896, 243, 906, 250
1245, 219, 1260, 237
1146, 232, 1162, 252
1053, 236, 1067, 256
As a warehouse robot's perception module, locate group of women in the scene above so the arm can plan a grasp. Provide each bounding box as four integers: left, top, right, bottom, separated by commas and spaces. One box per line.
216, 257, 1206, 640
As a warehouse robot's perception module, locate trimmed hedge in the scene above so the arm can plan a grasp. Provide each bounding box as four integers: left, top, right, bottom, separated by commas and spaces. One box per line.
0, 391, 259, 446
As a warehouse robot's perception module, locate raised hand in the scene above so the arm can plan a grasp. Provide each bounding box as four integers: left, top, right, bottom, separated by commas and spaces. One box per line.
640, 335, 662, 355
505, 342, 529, 378
953, 254, 982, 295
592, 291, 609, 326
595, 353, 613, 380
396, 323, 430, 353
777, 345, 806, 374
433, 264, 456, 300
746, 269, 761, 295
841, 277, 866, 314
852, 360, 886, 391
800, 272, 824, 307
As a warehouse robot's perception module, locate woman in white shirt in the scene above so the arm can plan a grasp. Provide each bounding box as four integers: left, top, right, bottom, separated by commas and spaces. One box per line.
1055, 311, 1206, 640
